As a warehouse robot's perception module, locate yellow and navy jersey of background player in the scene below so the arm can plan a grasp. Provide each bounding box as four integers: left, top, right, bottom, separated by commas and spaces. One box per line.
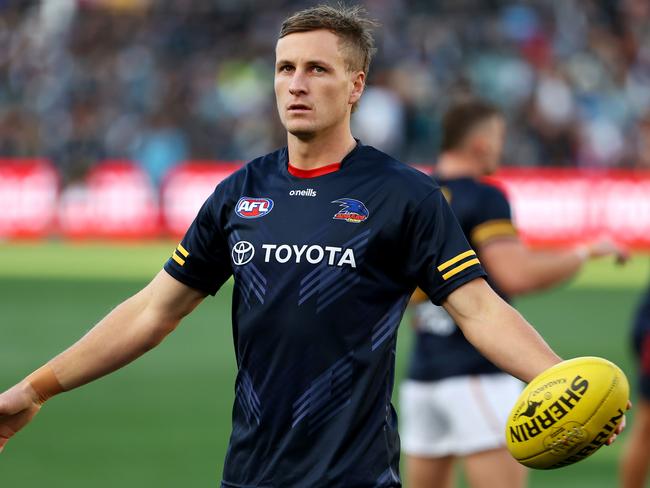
407, 175, 518, 382
163, 142, 486, 488
634, 278, 650, 335
632, 274, 650, 399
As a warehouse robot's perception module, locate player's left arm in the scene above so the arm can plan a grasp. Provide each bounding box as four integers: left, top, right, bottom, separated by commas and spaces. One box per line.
408, 186, 560, 378
442, 277, 561, 382
442, 277, 628, 442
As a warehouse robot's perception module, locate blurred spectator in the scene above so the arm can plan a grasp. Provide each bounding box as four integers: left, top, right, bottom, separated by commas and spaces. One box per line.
352, 85, 405, 155
632, 113, 650, 169
1, 0, 650, 183
130, 110, 188, 187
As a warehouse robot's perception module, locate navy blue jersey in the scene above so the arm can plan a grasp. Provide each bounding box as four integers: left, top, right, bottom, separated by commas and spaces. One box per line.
634, 278, 650, 335
163, 143, 485, 487
407, 176, 517, 382
632, 273, 650, 399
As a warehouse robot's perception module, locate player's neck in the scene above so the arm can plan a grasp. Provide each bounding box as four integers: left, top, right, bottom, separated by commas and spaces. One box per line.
287, 128, 357, 170
436, 153, 484, 179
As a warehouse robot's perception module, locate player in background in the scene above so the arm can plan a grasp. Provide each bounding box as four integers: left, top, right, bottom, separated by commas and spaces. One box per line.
620, 275, 650, 488
0, 6, 624, 487
400, 100, 629, 488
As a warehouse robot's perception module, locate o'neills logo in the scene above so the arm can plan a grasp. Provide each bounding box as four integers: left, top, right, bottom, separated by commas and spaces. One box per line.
509, 375, 589, 443
289, 189, 317, 197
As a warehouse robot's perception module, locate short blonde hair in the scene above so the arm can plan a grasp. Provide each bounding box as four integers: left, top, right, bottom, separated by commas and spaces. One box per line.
279, 4, 378, 76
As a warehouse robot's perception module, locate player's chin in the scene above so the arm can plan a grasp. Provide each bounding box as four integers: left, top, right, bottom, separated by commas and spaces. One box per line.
286, 123, 318, 140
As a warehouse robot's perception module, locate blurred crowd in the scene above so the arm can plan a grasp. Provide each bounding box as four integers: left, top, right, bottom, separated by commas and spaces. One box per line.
1, 0, 650, 186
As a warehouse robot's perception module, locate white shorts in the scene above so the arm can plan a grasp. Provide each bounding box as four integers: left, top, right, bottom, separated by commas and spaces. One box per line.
399, 374, 524, 457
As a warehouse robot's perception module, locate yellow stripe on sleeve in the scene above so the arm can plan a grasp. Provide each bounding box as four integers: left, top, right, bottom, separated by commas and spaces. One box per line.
471, 220, 517, 246
442, 258, 481, 281
177, 244, 189, 257
172, 253, 186, 266
437, 250, 476, 272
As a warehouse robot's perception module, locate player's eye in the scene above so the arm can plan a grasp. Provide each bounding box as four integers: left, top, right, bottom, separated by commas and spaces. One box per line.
311, 65, 326, 73
278, 64, 294, 73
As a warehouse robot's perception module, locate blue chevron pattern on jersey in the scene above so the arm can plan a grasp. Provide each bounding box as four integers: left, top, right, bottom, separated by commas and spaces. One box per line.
376, 466, 400, 486
292, 352, 354, 434
229, 231, 267, 308
298, 228, 371, 313
371, 296, 410, 351
236, 369, 261, 426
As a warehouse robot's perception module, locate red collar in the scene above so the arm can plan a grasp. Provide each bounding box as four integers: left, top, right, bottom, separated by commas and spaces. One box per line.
287, 162, 341, 178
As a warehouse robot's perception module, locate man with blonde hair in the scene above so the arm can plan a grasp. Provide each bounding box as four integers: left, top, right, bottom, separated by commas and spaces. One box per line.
0, 5, 621, 487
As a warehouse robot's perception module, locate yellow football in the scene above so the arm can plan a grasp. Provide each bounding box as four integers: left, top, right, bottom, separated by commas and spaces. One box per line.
505, 356, 629, 469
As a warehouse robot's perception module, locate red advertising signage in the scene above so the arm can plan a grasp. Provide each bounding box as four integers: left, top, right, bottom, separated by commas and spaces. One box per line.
58, 161, 159, 238
161, 162, 243, 237
0, 159, 58, 238
487, 169, 650, 249
1, 159, 650, 249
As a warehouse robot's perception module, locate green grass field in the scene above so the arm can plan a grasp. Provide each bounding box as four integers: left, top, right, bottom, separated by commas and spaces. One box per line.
0, 242, 647, 487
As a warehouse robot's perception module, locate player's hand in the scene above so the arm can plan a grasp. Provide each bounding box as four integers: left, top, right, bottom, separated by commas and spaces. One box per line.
0, 382, 42, 453
579, 238, 629, 265
605, 400, 632, 446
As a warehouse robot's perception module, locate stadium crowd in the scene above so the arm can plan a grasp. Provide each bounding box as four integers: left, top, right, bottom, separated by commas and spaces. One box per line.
1, 0, 650, 186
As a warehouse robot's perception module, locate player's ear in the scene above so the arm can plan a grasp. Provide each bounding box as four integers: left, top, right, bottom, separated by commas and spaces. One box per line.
349, 70, 365, 106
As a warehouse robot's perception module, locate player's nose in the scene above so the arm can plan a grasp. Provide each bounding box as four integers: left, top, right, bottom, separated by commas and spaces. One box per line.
288, 70, 308, 95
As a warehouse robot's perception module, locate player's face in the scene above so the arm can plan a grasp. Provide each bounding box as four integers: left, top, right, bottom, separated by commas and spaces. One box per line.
274, 29, 364, 139
477, 116, 506, 175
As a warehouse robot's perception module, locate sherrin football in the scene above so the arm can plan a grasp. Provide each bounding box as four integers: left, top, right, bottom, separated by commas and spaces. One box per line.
505, 356, 629, 469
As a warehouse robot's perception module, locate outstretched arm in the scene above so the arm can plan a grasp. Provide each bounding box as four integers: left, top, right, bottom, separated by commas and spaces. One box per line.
442, 277, 628, 443
479, 238, 628, 296
0, 270, 206, 452
442, 277, 561, 382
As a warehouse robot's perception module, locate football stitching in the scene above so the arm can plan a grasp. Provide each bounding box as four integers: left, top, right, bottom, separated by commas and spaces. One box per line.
513, 359, 622, 465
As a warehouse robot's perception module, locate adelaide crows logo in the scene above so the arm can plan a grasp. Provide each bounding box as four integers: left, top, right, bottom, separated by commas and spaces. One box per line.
331, 198, 369, 223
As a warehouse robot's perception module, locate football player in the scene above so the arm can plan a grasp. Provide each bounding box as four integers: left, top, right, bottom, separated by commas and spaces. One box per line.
621, 276, 650, 488
400, 100, 628, 488
0, 6, 623, 487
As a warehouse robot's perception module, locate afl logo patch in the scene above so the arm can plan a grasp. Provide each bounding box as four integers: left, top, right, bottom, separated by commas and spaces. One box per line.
231, 241, 255, 265
236, 197, 274, 219
332, 198, 369, 223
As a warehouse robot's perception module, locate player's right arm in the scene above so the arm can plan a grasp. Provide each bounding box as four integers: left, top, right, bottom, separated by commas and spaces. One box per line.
470, 185, 627, 296
0, 269, 206, 453
479, 237, 627, 296
0, 178, 234, 453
